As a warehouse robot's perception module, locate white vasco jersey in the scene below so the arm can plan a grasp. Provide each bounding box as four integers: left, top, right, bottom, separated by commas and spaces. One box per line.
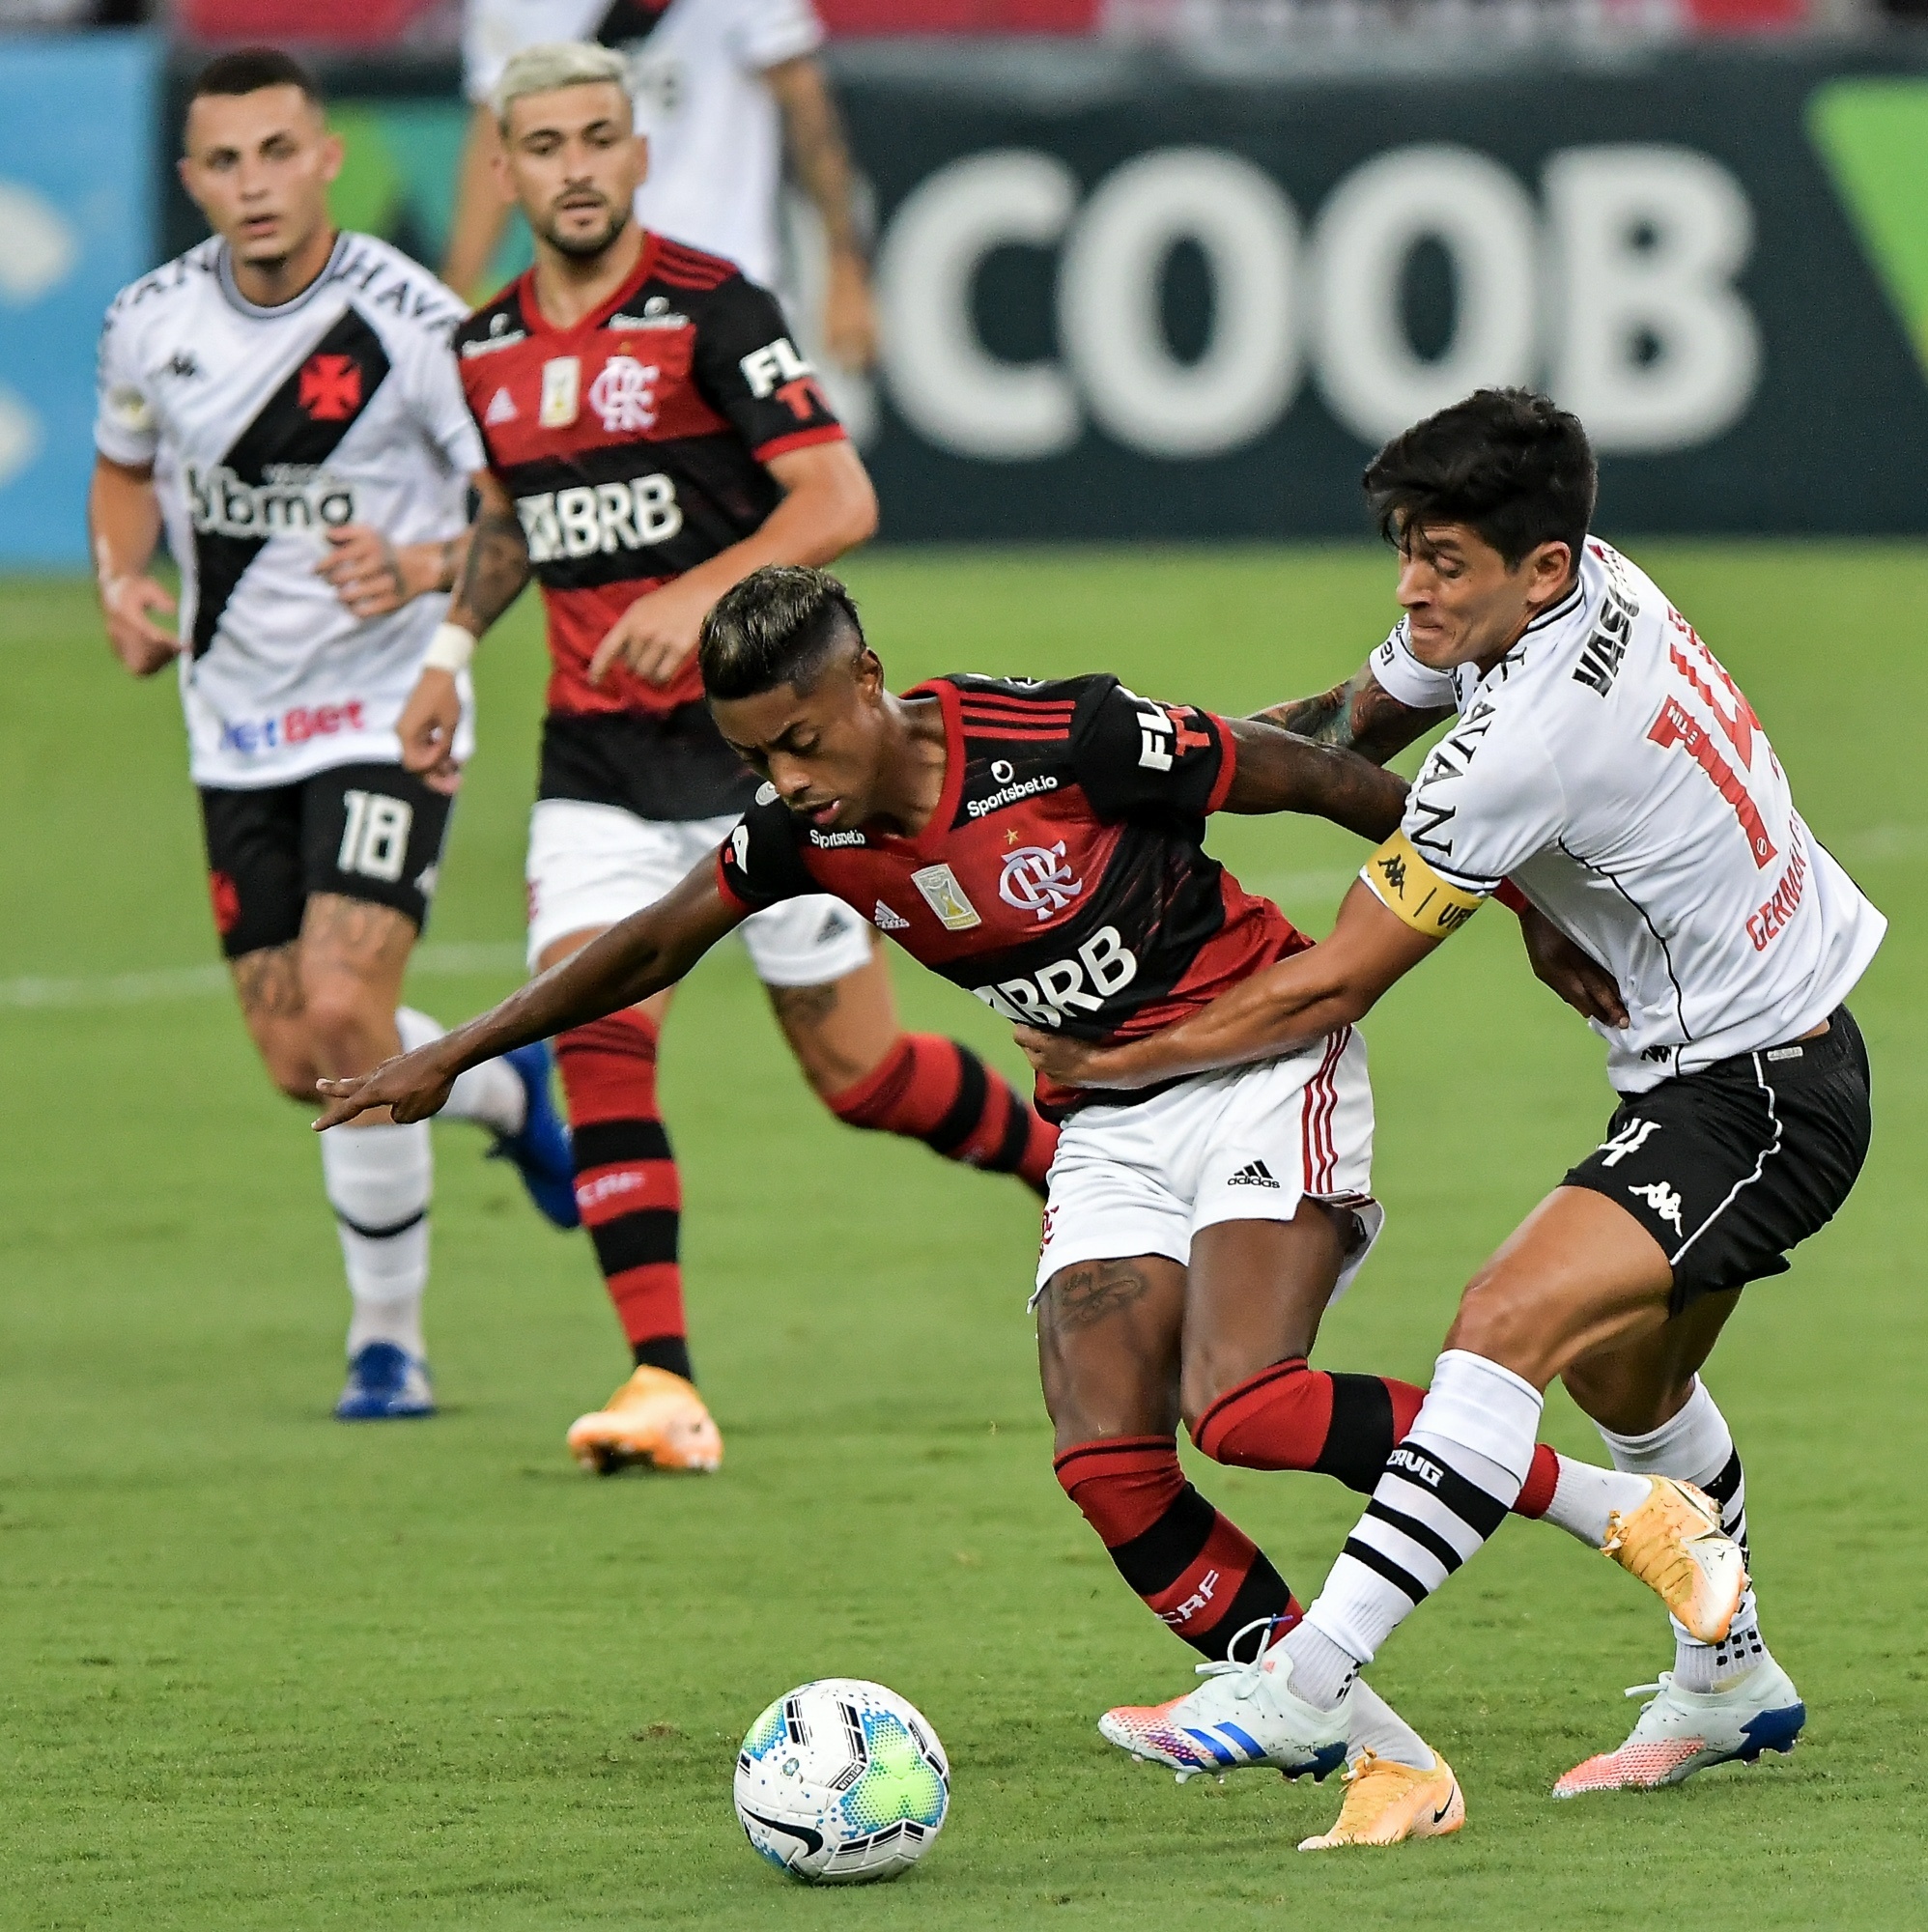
95, 233, 483, 789
464, 0, 823, 290
1368, 538, 1885, 1094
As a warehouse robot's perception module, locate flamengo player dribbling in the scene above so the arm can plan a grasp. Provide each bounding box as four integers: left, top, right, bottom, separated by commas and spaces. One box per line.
1026, 389, 1884, 1836
398, 43, 1055, 1473
90, 49, 576, 1422
318, 566, 1733, 1844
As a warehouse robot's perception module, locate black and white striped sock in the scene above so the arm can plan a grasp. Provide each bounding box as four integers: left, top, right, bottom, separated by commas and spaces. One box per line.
1285, 1350, 1545, 1704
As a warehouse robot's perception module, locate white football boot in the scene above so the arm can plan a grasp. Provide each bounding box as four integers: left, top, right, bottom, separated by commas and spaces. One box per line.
1552, 1659, 1805, 1797
1099, 1619, 1351, 1784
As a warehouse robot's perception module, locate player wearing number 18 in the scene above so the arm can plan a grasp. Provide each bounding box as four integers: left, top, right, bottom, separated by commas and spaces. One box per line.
1022, 390, 1885, 1824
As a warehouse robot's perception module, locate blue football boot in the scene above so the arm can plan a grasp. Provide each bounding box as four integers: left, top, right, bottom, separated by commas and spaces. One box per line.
335, 1342, 436, 1420
487, 1039, 579, 1229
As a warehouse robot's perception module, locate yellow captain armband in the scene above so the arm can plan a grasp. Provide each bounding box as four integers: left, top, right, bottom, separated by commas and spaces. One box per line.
1359, 830, 1486, 938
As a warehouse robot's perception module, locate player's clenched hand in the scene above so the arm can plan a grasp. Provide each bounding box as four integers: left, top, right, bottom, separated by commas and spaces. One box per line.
396, 668, 465, 796
588, 579, 712, 687
100, 573, 181, 676
1518, 904, 1630, 1029
314, 1046, 457, 1131
1013, 1026, 1151, 1091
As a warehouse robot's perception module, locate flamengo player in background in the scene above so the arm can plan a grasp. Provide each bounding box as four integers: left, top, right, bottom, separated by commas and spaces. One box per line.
321, 566, 1730, 1849
1024, 389, 1883, 1832
399, 45, 1053, 1474
89, 50, 576, 1423
443, 0, 878, 375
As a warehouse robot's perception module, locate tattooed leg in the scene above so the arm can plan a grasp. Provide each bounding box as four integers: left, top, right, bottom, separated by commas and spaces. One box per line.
297, 894, 416, 1116
1036, 1256, 1186, 1451
232, 940, 321, 1102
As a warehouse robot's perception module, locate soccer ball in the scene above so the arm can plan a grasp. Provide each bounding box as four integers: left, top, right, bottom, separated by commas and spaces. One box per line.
733, 1678, 950, 1885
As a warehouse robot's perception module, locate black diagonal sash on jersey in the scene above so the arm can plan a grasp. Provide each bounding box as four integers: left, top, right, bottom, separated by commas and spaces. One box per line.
595, 0, 674, 48
191, 307, 392, 658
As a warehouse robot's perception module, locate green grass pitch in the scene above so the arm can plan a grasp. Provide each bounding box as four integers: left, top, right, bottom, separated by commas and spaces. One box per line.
2, 545, 1924, 1929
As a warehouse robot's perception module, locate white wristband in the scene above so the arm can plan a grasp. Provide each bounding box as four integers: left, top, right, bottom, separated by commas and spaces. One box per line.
422, 622, 475, 675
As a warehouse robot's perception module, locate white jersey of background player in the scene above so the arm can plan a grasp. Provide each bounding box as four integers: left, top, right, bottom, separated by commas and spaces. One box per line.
1373, 535, 1884, 1086
97, 227, 481, 787
89, 51, 576, 1425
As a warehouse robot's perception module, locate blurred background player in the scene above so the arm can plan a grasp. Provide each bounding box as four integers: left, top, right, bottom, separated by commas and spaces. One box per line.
400, 43, 1054, 1473
90, 48, 576, 1422
441, 0, 879, 385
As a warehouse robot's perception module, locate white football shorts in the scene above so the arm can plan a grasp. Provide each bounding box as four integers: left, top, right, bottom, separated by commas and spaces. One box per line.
1034, 1026, 1381, 1302
524, 798, 875, 985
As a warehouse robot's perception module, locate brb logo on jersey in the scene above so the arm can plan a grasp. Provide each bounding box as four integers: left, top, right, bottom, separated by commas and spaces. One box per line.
999, 842, 1084, 922
587, 355, 660, 434
298, 354, 363, 421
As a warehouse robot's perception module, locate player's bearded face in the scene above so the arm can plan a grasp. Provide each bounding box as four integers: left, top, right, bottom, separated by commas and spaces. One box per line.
504, 89, 646, 264
1396, 520, 1574, 673
179, 86, 339, 270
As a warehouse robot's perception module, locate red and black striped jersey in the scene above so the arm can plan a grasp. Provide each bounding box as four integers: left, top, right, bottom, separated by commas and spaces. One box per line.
453, 233, 845, 819
716, 673, 1310, 1118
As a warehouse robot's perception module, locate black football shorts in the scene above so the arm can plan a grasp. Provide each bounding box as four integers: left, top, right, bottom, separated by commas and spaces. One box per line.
1563, 1006, 1871, 1314
198, 761, 454, 960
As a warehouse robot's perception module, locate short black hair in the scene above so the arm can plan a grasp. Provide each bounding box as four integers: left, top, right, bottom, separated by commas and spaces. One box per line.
700, 565, 865, 701
188, 47, 324, 110
1363, 388, 1597, 572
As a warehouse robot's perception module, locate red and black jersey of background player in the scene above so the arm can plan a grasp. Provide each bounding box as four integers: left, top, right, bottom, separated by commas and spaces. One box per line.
717, 674, 1311, 1118
453, 234, 845, 820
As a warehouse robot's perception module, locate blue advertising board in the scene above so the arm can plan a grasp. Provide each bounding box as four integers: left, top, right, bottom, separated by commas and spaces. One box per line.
0, 32, 157, 567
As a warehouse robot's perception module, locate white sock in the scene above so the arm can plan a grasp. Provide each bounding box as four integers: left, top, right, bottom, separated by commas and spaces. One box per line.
1346, 1681, 1434, 1771
1598, 1378, 1769, 1692
322, 1120, 431, 1360
395, 1006, 525, 1136
1302, 1350, 1545, 1682
1539, 1455, 1665, 1548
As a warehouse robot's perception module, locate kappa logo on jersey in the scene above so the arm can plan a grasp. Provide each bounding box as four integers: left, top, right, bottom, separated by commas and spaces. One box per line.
587, 355, 660, 433
999, 842, 1083, 923
911, 863, 979, 931
484, 385, 518, 426
971, 925, 1137, 1028
872, 900, 910, 931
298, 354, 363, 421
1595, 1118, 1663, 1167
516, 475, 683, 561
1628, 1179, 1687, 1236
186, 464, 356, 538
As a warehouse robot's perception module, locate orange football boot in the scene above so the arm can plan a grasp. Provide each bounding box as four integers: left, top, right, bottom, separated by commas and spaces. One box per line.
566, 1366, 723, 1473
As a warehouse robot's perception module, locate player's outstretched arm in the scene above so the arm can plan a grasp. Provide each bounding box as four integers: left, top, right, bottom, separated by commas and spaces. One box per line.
395, 470, 531, 783
1018, 883, 1433, 1090
89, 455, 180, 677
1251, 662, 1453, 767
313, 858, 746, 1129
1219, 717, 1408, 841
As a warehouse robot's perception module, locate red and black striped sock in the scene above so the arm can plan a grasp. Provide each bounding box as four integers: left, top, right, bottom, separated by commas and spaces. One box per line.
1195, 1357, 1563, 1516
1053, 1435, 1300, 1661
553, 1009, 693, 1384
826, 1034, 1058, 1195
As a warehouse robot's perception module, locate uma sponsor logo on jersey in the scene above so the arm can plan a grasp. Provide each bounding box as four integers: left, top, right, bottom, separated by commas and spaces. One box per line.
965, 765, 1060, 819
998, 842, 1083, 922
587, 355, 660, 434
516, 475, 683, 561
911, 862, 979, 930
971, 925, 1137, 1028
186, 463, 356, 537
298, 354, 363, 421
216, 697, 368, 757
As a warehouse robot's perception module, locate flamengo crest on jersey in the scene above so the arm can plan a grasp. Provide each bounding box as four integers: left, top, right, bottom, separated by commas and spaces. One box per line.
95, 233, 482, 788
1374, 540, 1885, 1092
716, 673, 1310, 1118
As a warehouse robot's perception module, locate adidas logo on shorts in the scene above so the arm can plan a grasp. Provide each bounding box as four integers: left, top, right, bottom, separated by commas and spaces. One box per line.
872, 900, 910, 930
1227, 1159, 1280, 1189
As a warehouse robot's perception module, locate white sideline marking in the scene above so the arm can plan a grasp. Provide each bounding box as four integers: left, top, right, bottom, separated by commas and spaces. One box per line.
0, 941, 525, 1012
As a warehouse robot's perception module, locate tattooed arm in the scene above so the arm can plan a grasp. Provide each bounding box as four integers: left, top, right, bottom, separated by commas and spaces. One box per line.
1220, 717, 1408, 842
1250, 662, 1452, 767
394, 471, 530, 785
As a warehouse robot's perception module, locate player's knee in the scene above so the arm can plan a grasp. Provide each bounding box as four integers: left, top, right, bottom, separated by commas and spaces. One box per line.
261, 1047, 320, 1104
1177, 1346, 1259, 1445
1444, 1272, 1555, 1383
300, 982, 391, 1079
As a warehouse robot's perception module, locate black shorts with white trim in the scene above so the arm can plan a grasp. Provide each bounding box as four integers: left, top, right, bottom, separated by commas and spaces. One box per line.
1563, 1006, 1871, 1314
